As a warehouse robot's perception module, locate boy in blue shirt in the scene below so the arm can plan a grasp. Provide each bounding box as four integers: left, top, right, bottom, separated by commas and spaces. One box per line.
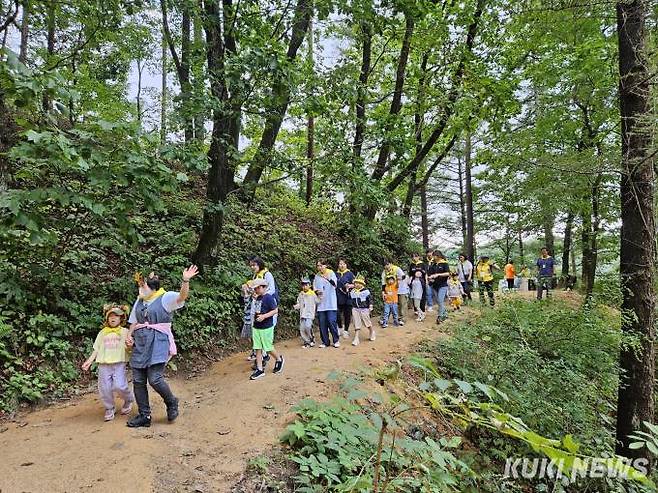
249, 279, 285, 380
536, 247, 556, 300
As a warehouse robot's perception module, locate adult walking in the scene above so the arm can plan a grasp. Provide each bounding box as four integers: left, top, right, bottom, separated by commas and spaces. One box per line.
381, 259, 407, 326
427, 250, 450, 323
126, 265, 198, 427
336, 258, 355, 339
475, 255, 499, 306
536, 247, 556, 300
456, 254, 473, 302
314, 259, 340, 348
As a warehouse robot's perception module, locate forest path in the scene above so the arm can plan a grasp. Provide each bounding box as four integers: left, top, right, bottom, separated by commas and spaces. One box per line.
1, 300, 488, 493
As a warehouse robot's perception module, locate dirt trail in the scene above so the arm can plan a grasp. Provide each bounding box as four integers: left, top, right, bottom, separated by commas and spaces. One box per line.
1, 308, 471, 493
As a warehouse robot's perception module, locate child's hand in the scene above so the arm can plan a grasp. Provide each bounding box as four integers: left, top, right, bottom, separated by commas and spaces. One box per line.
126, 334, 134, 348
81, 361, 92, 372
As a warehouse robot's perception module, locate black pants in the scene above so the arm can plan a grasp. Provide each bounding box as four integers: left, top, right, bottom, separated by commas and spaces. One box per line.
337, 303, 352, 332
506, 278, 514, 289
132, 363, 177, 417
478, 280, 495, 306
460, 281, 472, 301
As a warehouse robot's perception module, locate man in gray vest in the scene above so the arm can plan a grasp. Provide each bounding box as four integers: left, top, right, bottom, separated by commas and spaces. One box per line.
126, 265, 198, 427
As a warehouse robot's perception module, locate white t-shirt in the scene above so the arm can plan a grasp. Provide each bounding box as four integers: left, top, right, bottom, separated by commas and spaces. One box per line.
456, 260, 473, 282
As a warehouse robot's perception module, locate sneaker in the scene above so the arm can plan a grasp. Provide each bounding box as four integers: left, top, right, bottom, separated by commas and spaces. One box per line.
309, 341, 315, 347
273, 356, 285, 374
166, 397, 179, 422
342, 330, 349, 339
381, 324, 388, 329
427, 306, 433, 312
104, 409, 115, 422
369, 334, 376, 341
247, 351, 256, 361
415, 317, 422, 322
302, 343, 310, 348
263, 354, 271, 364
250, 369, 265, 380
333, 341, 340, 348
399, 320, 405, 326
318, 344, 327, 348
120, 402, 133, 415
127, 414, 151, 428
352, 338, 360, 346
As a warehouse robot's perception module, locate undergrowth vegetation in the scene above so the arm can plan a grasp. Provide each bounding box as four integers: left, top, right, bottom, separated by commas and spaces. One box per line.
279, 298, 655, 492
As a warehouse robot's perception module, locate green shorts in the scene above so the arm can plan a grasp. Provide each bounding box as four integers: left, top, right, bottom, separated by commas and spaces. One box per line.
252, 326, 275, 352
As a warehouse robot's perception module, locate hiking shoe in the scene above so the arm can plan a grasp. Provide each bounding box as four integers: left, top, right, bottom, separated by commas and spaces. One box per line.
250, 369, 265, 380
104, 409, 115, 421
273, 356, 285, 374
333, 341, 340, 348
120, 402, 133, 415
166, 398, 179, 422
127, 414, 151, 428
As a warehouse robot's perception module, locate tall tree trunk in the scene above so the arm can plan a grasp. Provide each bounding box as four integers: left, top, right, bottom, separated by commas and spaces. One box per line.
161, 0, 193, 143
42, 1, 56, 111
542, 213, 555, 254
161, 27, 168, 145
192, 0, 240, 265
136, 59, 144, 123
562, 212, 574, 277
518, 229, 524, 266
18, 0, 29, 63
420, 183, 429, 250
385, 0, 486, 195
464, 132, 475, 261
403, 52, 428, 220
193, 14, 206, 142
349, 19, 372, 214
241, 0, 313, 198
370, 13, 414, 181
615, 0, 655, 467
458, 155, 466, 247
305, 16, 314, 206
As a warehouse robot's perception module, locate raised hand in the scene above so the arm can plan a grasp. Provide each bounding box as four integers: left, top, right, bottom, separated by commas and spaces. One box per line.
182, 265, 199, 282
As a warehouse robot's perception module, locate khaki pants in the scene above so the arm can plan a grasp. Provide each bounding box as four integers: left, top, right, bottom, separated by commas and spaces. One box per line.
351, 308, 372, 330
398, 294, 408, 322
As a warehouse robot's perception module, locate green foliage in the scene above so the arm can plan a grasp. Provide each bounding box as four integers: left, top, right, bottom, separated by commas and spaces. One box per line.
281, 393, 474, 492
410, 357, 654, 491
432, 298, 620, 454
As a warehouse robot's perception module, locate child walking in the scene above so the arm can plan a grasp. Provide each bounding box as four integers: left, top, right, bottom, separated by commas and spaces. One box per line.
294, 277, 318, 347
410, 271, 425, 321
350, 275, 374, 345
447, 274, 465, 311
82, 304, 134, 421
250, 278, 285, 380
381, 275, 400, 328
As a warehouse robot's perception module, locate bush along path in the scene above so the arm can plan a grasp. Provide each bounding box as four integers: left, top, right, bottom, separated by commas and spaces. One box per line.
0, 303, 470, 493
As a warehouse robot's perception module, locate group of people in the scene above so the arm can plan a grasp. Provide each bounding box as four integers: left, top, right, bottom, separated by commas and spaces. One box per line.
79, 247, 557, 423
